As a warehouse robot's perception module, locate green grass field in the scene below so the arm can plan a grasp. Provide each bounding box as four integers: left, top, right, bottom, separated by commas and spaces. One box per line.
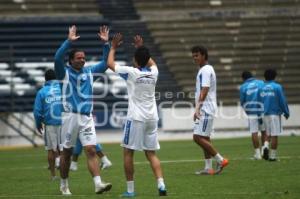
0, 136, 299, 199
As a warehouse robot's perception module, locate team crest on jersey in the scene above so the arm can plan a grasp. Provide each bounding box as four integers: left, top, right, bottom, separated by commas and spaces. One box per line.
81, 74, 87, 81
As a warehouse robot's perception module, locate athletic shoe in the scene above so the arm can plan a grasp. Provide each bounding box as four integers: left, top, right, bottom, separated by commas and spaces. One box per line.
195, 168, 215, 175
158, 187, 167, 196
121, 191, 136, 197
60, 186, 72, 195
262, 147, 269, 160
51, 176, 59, 181
253, 153, 262, 160
95, 182, 112, 194
215, 158, 229, 174
101, 160, 112, 170
69, 162, 78, 171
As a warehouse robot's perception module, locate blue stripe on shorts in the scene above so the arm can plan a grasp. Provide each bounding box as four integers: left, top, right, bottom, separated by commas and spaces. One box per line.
123, 120, 132, 145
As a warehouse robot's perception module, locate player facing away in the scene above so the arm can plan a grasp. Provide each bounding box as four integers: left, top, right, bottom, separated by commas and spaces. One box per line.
33, 69, 62, 180
240, 71, 268, 160
107, 33, 167, 197
192, 46, 229, 175
54, 25, 112, 195
70, 138, 112, 171
259, 69, 289, 161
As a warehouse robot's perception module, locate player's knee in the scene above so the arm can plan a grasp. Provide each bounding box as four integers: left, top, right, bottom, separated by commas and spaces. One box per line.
84, 146, 97, 157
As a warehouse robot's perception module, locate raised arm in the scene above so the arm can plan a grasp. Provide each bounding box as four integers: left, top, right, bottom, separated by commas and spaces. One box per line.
54, 25, 80, 79
107, 33, 123, 72
133, 35, 157, 68
91, 25, 111, 74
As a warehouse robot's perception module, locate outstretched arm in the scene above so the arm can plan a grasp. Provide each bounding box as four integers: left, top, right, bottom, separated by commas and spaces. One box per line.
54, 25, 80, 79
133, 35, 157, 68
107, 33, 123, 72
91, 25, 111, 74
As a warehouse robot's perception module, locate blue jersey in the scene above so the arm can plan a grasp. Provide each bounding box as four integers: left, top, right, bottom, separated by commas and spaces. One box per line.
240, 78, 264, 115
33, 80, 62, 129
259, 80, 289, 117
54, 40, 110, 115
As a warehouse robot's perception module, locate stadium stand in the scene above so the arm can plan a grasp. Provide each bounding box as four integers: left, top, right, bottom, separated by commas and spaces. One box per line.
132, 0, 300, 104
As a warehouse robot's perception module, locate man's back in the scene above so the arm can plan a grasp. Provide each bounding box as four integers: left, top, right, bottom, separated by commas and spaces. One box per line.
115, 65, 158, 121
240, 78, 264, 115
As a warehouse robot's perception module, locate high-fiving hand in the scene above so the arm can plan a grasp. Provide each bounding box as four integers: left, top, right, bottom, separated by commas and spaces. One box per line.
68, 25, 80, 41
98, 25, 109, 42
133, 35, 143, 48
111, 33, 123, 49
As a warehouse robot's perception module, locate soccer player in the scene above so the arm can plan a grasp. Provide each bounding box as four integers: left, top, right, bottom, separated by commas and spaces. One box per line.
259, 69, 289, 161
240, 71, 268, 160
191, 46, 228, 175
54, 25, 112, 195
107, 33, 167, 197
70, 138, 112, 171
33, 69, 62, 180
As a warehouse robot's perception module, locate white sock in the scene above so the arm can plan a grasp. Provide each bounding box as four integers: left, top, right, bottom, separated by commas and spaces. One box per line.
157, 177, 165, 189
70, 161, 77, 167
214, 153, 224, 163
127, 181, 134, 193
55, 157, 60, 167
255, 148, 261, 156
264, 141, 269, 148
101, 156, 110, 164
270, 149, 277, 159
204, 158, 212, 170
93, 176, 101, 186
60, 178, 68, 188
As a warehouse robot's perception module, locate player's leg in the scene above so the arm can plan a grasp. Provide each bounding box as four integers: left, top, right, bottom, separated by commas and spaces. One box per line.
96, 143, 112, 170
80, 115, 111, 194
143, 120, 167, 196
70, 138, 82, 171
249, 117, 261, 159
262, 116, 271, 160
48, 150, 56, 179
194, 136, 214, 175
269, 115, 281, 161
122, 147, 136, 197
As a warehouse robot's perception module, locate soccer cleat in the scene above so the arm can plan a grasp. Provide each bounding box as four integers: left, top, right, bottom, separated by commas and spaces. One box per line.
95, 182, 112, 194
195, 168, 215, 175
60, 186, 72, 195
121, 191, 136, 197
101, 160, 112, 170
269, 158, 277, 162
215, 158, 229, 174
262, 147, 269, 160
158, 187, 167, 196
69, 162, 78, 171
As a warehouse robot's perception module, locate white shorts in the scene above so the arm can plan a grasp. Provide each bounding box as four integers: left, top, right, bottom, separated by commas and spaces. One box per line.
61, 112, 97, 149
44, 125, 62, 151
263, 115, 282, 136
248, 115, 265, 133
193, 111, 214, 137
121, 119, 160, 151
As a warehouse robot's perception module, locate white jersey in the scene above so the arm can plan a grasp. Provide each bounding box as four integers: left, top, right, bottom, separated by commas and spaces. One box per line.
115, 64, 159, 121
195, 64, 217, 115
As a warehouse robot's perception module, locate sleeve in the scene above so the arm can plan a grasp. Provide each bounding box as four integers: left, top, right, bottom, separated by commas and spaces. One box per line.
277, 85, 290, 117
239, 85, 245, 107
90, 43, 110, 74
33, 91, 44, 129
201, 68, 211, 87
54, 40, 70, 80
115, 64, 135, 80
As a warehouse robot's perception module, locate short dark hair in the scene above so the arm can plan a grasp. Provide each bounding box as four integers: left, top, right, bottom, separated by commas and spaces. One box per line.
264, 69, 277, 81
68, 49, 83, 65
241, 71, 253, 81
45, 69, 56, 81
191, 46, 208, 60
134, 46, 150, 67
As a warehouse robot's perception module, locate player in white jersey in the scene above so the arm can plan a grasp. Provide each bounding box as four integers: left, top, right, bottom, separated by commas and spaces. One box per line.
192, 46, 228, 175
107, 33, 167, 197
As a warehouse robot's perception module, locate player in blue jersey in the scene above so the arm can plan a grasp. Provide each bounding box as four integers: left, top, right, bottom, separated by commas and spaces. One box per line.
240, 71, 267, 160
69, 138, 112, 171
54, 25, 112, 195
107, 33, 167, 197
259, 69, 289, 161
192, 46, 228, 175
33, 69, 62, 180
